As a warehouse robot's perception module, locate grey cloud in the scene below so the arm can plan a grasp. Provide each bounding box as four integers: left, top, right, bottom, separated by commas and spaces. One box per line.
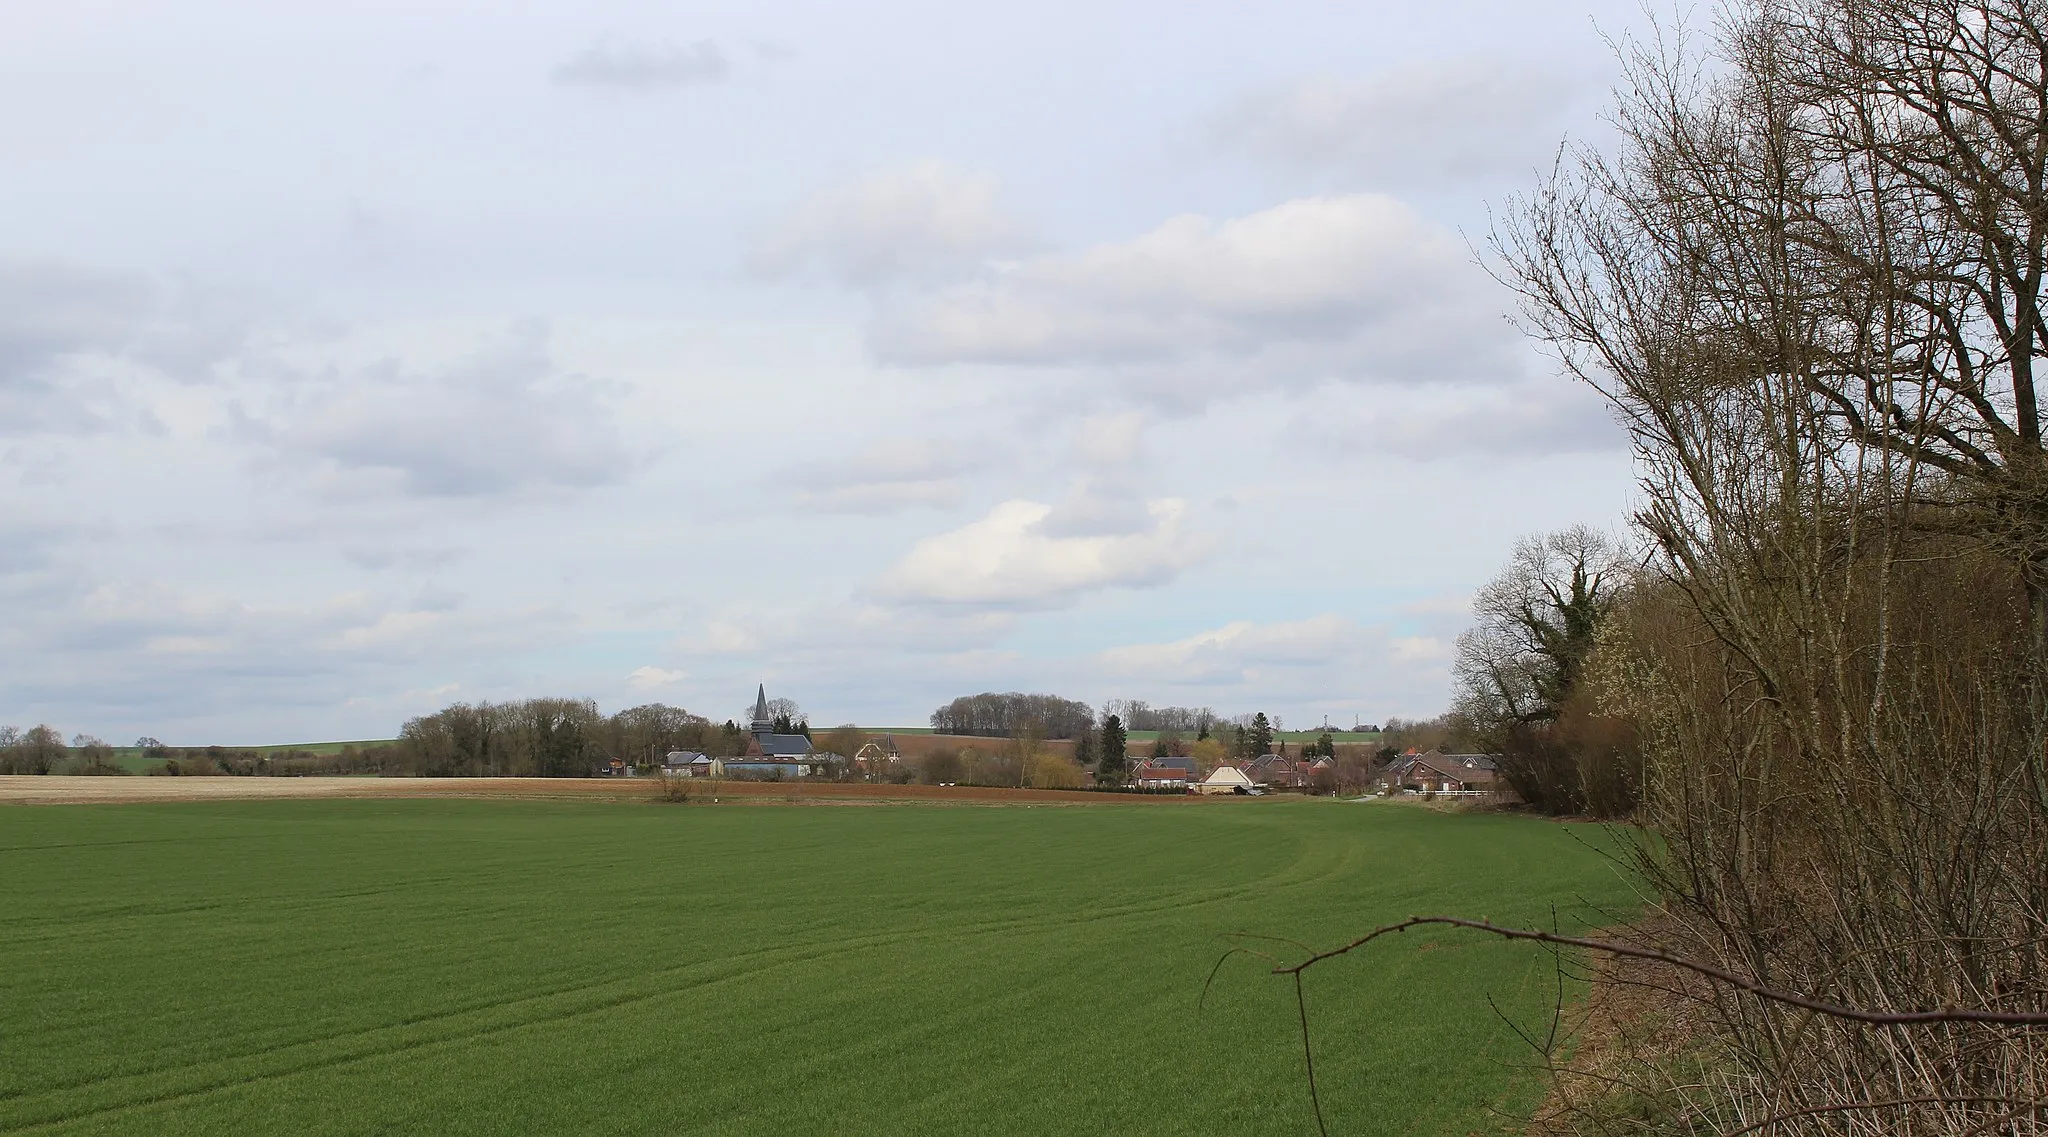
257, 321, 629, 497
871, 194, 1516, 384
553, 39, 730, 91
0, 262, 151, 379
785, 440, 972, 514
0, 261, 256, 436
0, 262, 151, 435
0, 569, 579, 740
1308, 379, 1624, 459
342, 546, 469, 572
1208, 61, 1576, 186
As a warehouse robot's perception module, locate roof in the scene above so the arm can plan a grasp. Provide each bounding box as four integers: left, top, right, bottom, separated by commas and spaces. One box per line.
663, 750, 710, 765
1148, 756, 1196, 772
754, 733, 814, 757
1202, 766, 1255, 786
751, 684, 772, 729
1409, 755, 1499, 785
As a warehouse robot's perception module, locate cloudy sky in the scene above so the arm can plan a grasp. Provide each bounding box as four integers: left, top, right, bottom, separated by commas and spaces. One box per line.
1, 0, 1644, 744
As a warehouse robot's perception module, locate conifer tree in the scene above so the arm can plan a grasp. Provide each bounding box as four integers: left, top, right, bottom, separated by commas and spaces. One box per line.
1098, 715, 1127, 784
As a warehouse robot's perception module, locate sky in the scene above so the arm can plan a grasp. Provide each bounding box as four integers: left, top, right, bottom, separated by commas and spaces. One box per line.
0, 0, 1648, 744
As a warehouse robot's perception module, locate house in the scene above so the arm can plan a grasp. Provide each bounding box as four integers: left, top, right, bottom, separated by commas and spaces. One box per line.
664, 751, 720, 777
1198, 765, 1257, 794
1133, 761, 1192, 790
1246, 753, 1307, 789
854, 737, 901, 774
1377, 750, 1500, 793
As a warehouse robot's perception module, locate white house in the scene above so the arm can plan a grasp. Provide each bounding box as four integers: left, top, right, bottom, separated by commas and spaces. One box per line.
1197, 765, 1256, 794
664, 751, 721, 777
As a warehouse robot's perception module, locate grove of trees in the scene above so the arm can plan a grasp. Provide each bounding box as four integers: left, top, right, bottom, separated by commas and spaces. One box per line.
927, 692, 1095, 738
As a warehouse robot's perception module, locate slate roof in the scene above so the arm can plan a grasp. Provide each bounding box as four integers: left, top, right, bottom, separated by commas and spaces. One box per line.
754, 733, 815, 758
1407, 754, 1500, 786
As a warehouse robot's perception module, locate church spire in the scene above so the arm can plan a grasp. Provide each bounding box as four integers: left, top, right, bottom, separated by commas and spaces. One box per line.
751, 684, 772, 734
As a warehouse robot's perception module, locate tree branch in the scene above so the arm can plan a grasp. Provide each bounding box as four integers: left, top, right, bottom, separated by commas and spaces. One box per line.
1272, 916, 2048, 1027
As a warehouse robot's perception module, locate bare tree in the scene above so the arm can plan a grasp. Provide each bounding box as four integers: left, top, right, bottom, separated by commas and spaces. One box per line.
1484, 1, 2048, 1131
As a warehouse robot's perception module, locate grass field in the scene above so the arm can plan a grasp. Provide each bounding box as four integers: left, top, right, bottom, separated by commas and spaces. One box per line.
0, 799, 1635, 1135
101, 741, 398, 773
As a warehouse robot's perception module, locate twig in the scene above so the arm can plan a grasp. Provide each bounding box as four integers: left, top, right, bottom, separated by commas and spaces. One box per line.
1294, 970, 1329, 1137
1723, 1095, 2045, 1136
1275, 916, 2048, 1026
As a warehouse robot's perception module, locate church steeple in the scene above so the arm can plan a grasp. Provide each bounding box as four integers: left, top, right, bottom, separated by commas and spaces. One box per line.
750, 684, 773, 736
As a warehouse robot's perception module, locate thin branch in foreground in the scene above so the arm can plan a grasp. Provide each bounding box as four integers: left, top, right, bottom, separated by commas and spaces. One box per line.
1275, 916, 2048, 1026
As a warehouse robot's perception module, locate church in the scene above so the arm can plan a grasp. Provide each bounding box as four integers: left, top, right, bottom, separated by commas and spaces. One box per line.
722, 685, 822, 778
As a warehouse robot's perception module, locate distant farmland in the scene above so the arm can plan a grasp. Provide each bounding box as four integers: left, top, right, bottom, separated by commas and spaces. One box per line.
0, 799, 1631, 1135
100, 726, 1384, 772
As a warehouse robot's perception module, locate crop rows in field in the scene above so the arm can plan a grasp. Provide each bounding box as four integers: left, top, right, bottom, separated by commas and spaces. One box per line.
0, 798, 1634, 1136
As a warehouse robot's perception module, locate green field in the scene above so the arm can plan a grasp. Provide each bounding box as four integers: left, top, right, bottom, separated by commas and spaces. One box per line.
0, 799, 1634, 1135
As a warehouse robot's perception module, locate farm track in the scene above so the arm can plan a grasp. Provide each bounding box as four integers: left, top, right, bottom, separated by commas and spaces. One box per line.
0, 776, 1232, 807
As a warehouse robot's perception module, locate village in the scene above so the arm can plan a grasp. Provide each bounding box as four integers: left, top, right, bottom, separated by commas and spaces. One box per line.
649, 686, 1505, 799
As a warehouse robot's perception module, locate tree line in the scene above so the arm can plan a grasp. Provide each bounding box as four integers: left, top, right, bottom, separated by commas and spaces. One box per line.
928, 692, 1364, 749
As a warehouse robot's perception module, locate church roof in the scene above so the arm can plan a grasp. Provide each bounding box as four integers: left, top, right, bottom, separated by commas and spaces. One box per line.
754, 733, 814, 758
751, 684, 771, 727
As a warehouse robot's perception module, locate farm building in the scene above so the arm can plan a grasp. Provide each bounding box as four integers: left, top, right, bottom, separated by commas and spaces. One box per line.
1133, 762, 1191, 790
1198, 766, 1256, 794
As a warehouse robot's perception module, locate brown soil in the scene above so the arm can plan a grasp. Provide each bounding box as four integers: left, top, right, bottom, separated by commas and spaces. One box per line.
0, 775, 1234, 807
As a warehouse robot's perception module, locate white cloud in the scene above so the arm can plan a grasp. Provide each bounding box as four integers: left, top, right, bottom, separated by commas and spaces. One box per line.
552, 39, 730, 90
754, 161, 1032, 286
872, 194, 1513, 381
626, 665, 688, 690
1091, 615, 1454, 716
1097, 615, 1361, 682
1208, 62, 1576, 185
874, 498, 1200, 609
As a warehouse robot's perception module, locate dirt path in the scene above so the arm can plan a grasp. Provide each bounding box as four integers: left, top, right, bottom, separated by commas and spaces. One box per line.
0, 776, 1234, 807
